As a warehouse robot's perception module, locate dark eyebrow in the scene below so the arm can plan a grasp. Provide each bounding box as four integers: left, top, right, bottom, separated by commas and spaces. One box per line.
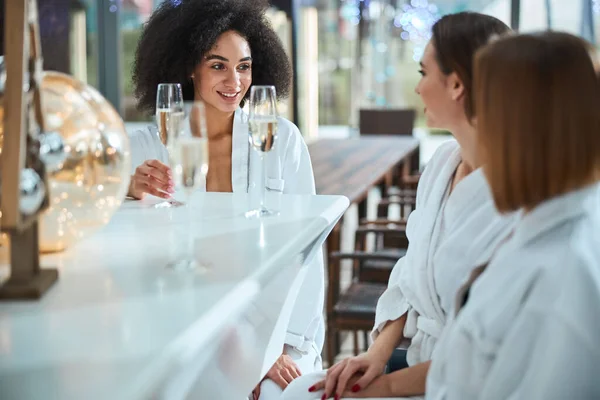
205, 54, 228, 62
204, 55, 253, 63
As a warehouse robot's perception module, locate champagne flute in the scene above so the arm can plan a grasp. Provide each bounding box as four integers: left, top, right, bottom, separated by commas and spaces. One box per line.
245, 85, 278, 218
167, 101, 210, 270
155, 83, 185, 207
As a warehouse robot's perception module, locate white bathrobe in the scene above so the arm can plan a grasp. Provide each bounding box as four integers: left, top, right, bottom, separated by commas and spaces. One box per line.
128, 109, 325, 398
427, 183, 600, 400
281, 140, 518, 400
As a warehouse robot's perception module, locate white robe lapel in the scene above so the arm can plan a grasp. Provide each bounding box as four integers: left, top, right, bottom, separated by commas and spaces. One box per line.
430, 168, 518, 322
398, 144, 461, 320
443, 169, 489, 231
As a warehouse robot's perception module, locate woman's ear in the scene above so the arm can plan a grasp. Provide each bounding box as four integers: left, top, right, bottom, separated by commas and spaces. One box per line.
448, 71, 465, 102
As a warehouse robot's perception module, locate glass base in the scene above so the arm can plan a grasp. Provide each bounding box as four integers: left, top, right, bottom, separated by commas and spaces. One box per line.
244, 207, 279, 219
154, 199, 185, 208
166, 258, 210, 272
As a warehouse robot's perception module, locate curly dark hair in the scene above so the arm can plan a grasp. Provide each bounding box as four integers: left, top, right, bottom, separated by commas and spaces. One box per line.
132, 0, 292, 114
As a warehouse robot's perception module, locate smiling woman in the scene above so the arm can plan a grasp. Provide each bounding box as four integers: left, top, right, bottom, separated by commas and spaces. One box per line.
193, 32, 254, 115
126, 1, 325, 399
127, 0, 305, 197
132, 0, 291, 116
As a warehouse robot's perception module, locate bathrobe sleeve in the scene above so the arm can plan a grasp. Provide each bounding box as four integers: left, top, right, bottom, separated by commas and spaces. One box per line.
433, 250, 600, 400
477, 255, 600, 400
370, 141, 457, 341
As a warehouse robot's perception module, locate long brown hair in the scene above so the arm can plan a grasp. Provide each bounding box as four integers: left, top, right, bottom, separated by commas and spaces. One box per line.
474, 32, 600, 212
431, 12, 510, 120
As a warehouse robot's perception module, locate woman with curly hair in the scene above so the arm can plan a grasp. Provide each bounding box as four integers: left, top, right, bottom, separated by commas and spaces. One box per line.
127, 1, 322, 399
128, 0, 311, 197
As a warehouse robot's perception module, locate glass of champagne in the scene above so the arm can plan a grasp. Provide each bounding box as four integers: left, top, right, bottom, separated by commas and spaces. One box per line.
167, 101, 210, 270
245, 85, 278, 218
156, 83, 185, 207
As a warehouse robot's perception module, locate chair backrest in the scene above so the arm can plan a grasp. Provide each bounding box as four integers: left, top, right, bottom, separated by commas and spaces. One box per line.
359, 108, 416, 136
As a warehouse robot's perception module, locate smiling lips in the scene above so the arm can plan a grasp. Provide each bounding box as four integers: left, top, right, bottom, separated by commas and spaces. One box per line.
218, 91, 240, 101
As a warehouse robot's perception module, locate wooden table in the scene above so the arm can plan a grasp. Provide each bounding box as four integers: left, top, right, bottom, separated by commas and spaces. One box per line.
309, 136, 419, 222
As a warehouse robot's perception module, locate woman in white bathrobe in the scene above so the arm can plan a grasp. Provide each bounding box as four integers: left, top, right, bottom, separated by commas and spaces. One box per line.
128, 1, 323, 399
427, 31, 600, 400
282, 12, 513, 400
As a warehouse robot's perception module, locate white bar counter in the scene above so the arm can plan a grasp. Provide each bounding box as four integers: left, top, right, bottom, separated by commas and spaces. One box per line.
0, 192, 349, 400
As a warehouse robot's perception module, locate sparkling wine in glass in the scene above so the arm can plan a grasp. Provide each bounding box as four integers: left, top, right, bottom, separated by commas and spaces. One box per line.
249, 116, 278, 152
174, 136, 209, 199
167, 101, 210, 271
156, 107, 185, 152
245, 85, 279, 218
155, 83, 185, 207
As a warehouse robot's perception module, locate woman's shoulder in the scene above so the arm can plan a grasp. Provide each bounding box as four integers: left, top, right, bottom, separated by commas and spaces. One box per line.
276, 115, 302, 138
274, 116, 307, 155
428, 139, 461, 167
417, 139, 460, 187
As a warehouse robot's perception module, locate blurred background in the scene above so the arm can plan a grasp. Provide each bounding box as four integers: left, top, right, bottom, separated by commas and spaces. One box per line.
12, 0, 599, 140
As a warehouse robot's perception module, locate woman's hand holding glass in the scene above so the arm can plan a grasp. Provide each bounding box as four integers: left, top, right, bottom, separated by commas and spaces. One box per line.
128, 159, 174, 200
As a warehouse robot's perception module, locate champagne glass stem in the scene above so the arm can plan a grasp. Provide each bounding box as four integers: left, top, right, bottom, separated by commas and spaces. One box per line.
185, 190, 194, 260
259, 153, 267, 212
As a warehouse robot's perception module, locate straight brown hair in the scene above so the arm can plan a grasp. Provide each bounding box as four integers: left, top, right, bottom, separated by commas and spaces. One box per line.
432, 12, 511, 120
474, 32, 600, 212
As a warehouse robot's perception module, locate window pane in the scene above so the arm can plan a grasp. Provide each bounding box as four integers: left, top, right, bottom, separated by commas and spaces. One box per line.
121, 0, 160, 122
70, 0, 99, 88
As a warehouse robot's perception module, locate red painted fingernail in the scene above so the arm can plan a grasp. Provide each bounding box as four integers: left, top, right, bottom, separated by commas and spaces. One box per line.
308, 385, 315, 392
335, 395, 340, 400
352, 384, 361, 392
321, 395, 326, 400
